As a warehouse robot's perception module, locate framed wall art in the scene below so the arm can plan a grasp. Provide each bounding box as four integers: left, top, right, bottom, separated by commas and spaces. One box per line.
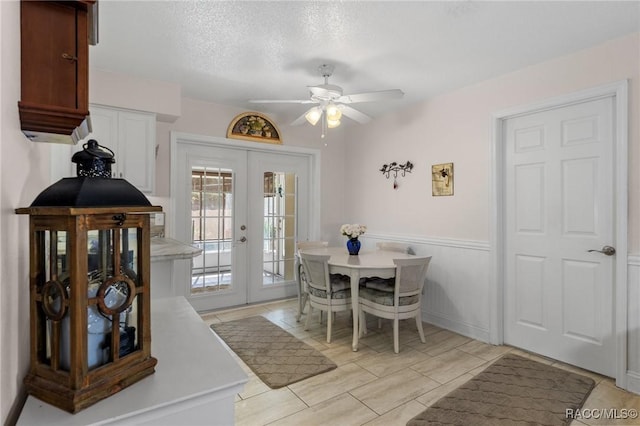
432, 162, 454, 196
227, 112, 281, 144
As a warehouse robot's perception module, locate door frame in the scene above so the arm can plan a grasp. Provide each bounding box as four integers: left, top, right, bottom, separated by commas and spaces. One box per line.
489, 80, 628, 388
169, 132, 322, 310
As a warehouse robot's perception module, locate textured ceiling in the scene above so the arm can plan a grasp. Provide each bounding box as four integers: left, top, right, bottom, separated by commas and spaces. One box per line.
91, 1, 639, 127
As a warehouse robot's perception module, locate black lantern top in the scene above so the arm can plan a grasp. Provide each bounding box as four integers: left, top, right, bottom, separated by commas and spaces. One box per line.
72, 140, 115, 178
26, 139, 153, 208
28, 178, 152, 208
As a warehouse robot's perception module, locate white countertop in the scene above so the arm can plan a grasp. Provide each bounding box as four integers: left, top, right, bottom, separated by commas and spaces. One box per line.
17, 297, 248, 425
150, 237, 202, 262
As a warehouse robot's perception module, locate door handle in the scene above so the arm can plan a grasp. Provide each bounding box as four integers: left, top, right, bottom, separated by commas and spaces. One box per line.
237, 236, 247, 243
61, 53, 78, 62
587, 245, 616, 256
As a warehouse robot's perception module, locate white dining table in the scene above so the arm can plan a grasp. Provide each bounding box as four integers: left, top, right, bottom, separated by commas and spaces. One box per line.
298, 246, 414, 351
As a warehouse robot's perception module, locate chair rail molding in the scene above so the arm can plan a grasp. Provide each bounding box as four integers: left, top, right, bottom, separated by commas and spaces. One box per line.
365, 232, 490, 252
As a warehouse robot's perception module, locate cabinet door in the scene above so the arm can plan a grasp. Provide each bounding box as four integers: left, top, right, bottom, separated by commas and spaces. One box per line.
49, 106, 118, 181
19, 1, 91, 141
85, 107, 119, 160
21, 2, 78, 109
49, 106, 156, 194
117, 111, 156, 194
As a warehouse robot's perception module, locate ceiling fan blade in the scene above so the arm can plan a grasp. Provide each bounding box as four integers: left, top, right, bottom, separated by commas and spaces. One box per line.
248, 99, 316, 104
308, 84, 343, 98
337, 89, 404, 104
308, 86, 334, 100
308, 86, 329, 97
339, 105, 372, 124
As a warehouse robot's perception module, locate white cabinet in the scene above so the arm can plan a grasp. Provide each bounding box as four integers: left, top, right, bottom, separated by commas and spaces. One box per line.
17, 297, 248, 426
51, 105, 156, 194
114, 109, 156, 193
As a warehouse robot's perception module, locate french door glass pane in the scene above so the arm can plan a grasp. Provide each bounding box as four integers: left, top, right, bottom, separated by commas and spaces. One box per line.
262, 172, 296, 286
191, 167, 233, 294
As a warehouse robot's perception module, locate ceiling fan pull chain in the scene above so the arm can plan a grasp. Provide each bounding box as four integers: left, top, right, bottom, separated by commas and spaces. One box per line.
321, 113, 327, 138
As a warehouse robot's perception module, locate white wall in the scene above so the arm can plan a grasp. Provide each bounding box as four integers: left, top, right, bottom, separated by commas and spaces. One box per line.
90, 69, 182, 122
345, 32, 640, 386
2, 11, 638, 423
629, 256, 640, 393
1, 2, 55, 423
1, 2, 4, 420
346, 33, 639, 247
150, 97, 347, 244
87, 72, 349, 243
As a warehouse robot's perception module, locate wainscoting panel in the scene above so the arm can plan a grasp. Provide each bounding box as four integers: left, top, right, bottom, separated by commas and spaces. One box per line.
365, 234, 640, 394
628, 255, 640, 393
364, 234, 492, 342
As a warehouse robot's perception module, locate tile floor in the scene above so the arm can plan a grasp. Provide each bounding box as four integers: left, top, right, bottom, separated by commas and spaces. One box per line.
201, 298, 640, 426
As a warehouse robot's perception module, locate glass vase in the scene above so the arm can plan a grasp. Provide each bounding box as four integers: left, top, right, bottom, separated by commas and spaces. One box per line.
346, 237, 361, 255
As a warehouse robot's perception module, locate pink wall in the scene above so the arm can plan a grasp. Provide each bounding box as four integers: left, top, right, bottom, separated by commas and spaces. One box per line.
346, 33, 640, 252
2, 8, 637, 421
90, 69, 182, 122
1, 2, 53, 423
152, 97, 348, 243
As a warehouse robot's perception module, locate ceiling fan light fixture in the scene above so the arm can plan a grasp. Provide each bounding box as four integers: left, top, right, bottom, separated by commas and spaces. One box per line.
325, 103, 342, 121
327, 117, 341, 128
251, 64, 403, 138
305, 107, 322, 126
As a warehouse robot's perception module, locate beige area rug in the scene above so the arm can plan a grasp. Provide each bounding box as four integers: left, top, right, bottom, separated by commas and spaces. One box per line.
407, 353, 595, 426
210, 316, 337, 388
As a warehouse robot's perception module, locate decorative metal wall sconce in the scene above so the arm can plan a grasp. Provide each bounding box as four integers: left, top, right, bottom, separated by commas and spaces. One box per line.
380, 161, 414, 189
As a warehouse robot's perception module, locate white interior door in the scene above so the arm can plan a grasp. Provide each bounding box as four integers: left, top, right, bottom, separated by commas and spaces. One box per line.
173, 138, 312, 311
504, 96, 616, 377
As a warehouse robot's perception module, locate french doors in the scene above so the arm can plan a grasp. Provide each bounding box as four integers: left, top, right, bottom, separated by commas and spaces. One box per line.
173, 136, 314, 312
503, 96, 616, 377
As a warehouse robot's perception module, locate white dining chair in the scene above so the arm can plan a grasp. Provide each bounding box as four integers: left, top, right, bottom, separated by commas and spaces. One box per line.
359, 256, 432, 353
363, 242, 412, 293
296, 241, 328, 321
300, 252, 351, 343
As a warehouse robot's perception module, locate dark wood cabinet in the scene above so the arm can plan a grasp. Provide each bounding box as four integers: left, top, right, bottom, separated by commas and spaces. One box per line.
18, 0, 95, 144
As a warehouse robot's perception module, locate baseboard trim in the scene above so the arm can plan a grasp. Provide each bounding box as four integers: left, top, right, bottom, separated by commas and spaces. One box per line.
423, 311, 491, 344
626, 371, 640, 395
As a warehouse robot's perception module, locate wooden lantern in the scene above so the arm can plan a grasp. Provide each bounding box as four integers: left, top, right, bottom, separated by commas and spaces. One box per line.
16, 180, 161, 413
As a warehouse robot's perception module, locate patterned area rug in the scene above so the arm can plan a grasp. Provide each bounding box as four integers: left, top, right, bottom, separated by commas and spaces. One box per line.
210, 316, 337, 388
407, 353, 595, 426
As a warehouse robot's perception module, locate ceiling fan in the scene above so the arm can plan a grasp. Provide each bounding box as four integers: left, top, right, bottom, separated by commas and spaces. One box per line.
249, 64, 404, 138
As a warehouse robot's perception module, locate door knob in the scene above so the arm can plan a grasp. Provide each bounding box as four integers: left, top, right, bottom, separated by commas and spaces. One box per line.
587, 245, 616, 256
238, 236, 247, 243
61, 53, 78, 62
